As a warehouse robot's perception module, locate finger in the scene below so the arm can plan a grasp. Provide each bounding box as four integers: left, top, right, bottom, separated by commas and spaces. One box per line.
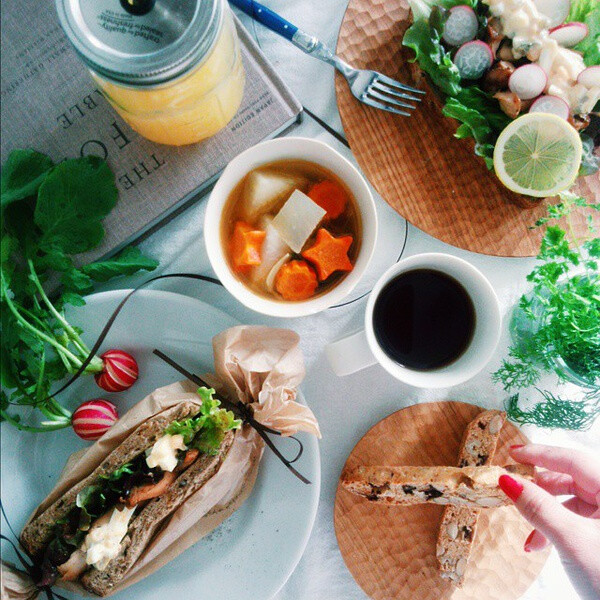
563, 496, 600, 519
499, 474, 583, 549
523, 497, 600, 553
524, 529, 549, 552
510, 445, 600, 502
535, 470, 575, 496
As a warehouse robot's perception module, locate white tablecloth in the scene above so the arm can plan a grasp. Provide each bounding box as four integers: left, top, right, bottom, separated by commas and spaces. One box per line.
96, 2, 599, 599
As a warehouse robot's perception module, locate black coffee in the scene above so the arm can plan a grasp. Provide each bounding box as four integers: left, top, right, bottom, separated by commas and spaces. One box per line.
372, 269, 475, 371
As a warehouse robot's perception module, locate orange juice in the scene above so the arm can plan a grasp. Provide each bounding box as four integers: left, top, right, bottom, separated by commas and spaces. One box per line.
56, 0, 245, 145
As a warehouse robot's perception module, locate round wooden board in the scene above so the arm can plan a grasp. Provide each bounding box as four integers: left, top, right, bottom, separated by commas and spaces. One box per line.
335, 0, 599, 257
334, 401, 550, 599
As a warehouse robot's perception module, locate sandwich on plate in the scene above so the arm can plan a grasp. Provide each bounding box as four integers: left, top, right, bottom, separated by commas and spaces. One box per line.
20, 388, 240, 597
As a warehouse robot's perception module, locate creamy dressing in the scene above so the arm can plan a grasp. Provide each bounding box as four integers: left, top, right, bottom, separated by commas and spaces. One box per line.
483, 0, 600, 114
83, 506, 136, 571
146, 434, 187, 473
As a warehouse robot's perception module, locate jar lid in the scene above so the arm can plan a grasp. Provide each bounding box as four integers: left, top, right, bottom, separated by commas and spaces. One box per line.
56, 0, 223, 85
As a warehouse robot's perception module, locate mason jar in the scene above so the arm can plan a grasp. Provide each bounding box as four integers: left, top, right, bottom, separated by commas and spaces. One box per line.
56, 0, 245, 145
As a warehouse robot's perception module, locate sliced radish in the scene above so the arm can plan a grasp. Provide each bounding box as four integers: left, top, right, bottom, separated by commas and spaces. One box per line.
454, 41, 493, 80
549, 22, 588, 47
442, 5, 479, 46
577, 66, 600, 87
509, 64, 548, 100
529, 95, 570, 119
533, 0, 570, 28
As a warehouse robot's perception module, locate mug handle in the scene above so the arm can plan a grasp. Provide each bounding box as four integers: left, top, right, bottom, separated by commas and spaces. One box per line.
325, 329, 377, 376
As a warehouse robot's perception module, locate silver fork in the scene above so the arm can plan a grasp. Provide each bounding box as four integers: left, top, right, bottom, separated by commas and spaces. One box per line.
229, 0, 424, 116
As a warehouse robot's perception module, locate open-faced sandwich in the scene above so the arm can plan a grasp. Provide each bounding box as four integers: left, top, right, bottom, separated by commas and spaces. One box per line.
404, 0, 599, 197
21, 389, 240, 596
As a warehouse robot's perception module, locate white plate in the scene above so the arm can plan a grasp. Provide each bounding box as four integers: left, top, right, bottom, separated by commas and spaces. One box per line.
1, 290, 320, 600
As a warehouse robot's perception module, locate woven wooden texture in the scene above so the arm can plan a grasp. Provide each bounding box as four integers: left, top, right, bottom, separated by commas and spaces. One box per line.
334, 401, 550, 599
335, 0, 599, 256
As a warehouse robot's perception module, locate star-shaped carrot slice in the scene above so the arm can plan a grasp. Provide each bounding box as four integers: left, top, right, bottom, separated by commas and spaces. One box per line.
302, 228, 354, 281
230, 221, 266, 273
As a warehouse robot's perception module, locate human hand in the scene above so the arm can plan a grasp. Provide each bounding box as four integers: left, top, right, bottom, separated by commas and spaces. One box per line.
497, 444, 600, 600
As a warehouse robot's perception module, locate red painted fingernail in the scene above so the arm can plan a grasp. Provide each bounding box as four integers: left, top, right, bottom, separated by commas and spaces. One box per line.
524, 530, 535, 552
510, 444, 524, 450
499, 474, 524, 502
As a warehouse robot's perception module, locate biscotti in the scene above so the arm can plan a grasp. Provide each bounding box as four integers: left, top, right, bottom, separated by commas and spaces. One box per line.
341, 464, 533, 508
438, 410, 506, 586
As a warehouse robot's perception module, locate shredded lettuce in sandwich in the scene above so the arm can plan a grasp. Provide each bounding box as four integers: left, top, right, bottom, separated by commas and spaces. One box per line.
164, 387, 241, 456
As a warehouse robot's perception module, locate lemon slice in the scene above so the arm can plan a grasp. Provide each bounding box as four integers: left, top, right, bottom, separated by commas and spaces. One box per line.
493, 113, 582, 198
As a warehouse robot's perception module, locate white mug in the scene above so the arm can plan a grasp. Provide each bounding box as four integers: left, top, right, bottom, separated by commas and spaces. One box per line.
204, 137, 378, 318
326, 253, 502, 388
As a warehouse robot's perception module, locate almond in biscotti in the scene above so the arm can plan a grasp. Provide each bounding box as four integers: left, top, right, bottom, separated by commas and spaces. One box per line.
437, 410, 507, 587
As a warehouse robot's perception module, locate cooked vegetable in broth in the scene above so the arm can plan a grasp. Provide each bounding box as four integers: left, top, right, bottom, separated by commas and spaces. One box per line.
221, 160, 362, 301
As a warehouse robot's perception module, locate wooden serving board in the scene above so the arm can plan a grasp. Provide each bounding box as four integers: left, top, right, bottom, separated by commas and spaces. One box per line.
335, 0, 599, 257
334, 401, 550, 600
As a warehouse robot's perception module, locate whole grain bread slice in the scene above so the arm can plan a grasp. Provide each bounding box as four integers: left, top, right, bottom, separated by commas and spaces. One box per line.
21, 401, 199, 557
437, 410, 506, 586
341, 464, 533, 508
80, 430, 235, 597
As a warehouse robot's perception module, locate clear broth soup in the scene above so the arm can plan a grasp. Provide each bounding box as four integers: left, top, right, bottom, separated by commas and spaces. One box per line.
221, 159, 362, 302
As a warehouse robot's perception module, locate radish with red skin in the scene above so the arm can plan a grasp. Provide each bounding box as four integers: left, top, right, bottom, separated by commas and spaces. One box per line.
509, 64, 548, 100
577, 66, 600, 87
549, 22, 588, 47
443, 5, 479, 47
533, 0, 570, 29
530, 95, 570, 119
95, 349, 139, 392
72, 399, 118, 441
454, 41, 493, 80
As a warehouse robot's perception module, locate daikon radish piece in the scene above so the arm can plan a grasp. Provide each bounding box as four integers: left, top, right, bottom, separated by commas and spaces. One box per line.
241, 169, 308, 221
271, 189, 326, 253
249, 217, 290, 288
265, 253, 292, 292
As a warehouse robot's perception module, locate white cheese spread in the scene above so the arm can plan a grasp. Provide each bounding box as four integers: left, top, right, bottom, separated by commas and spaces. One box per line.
483, 0, 600, 114
83, 506, 135, 571
145, 433, 186, 473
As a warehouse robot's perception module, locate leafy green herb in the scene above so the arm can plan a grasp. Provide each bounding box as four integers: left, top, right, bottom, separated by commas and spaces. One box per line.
505, 389, 600, 431
494, 192, 600, 430
165, 387, 242, 455
0, 150, 158, 433
100, 462, 134, 481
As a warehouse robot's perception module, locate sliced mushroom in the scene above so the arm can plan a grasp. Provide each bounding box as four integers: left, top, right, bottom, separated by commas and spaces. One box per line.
176, 448, 199, 471
497, 41, 515, 62
569, 114, 591, 131
57, 549, 88, 581
482, 60, 515, 93
494, 91, 522, 119
125, 470, 177, 507
486, 18, 505, 56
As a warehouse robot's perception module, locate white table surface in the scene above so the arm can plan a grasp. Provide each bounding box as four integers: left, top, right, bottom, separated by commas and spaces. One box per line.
92, 2, 599, 599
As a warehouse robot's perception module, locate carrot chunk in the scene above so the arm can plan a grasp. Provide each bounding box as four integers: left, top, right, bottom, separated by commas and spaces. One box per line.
302, 228, 354, 281
275, 260, 318, 301
230, 221, 266, 272
307, 180, 349, 220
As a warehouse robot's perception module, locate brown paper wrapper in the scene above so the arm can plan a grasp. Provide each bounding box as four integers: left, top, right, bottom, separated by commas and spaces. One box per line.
13, 326, 319, 598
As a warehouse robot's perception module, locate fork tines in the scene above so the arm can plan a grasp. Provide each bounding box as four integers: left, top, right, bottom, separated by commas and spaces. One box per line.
363, 74, 425, 116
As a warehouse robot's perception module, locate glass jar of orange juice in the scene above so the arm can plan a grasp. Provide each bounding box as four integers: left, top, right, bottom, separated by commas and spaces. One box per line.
56, 0, 245, 145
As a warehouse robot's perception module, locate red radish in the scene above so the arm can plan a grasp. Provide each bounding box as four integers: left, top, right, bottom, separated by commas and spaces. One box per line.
577, 66, 600, 87
72, 399, 118, 441
530, 95, 570, 119
533, 0, 570, 28
442, 5, 479, 46
509, 64, 548, 99
95, 349, 139, 392
454, 41, 493, 80
549, 22, 588, 47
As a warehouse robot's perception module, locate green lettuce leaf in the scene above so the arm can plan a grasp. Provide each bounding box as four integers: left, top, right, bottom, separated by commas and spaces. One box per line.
165, 387, 242, 455
1, 150, 54, 209
568, 1, 600, 65
402, 19, 462, 97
